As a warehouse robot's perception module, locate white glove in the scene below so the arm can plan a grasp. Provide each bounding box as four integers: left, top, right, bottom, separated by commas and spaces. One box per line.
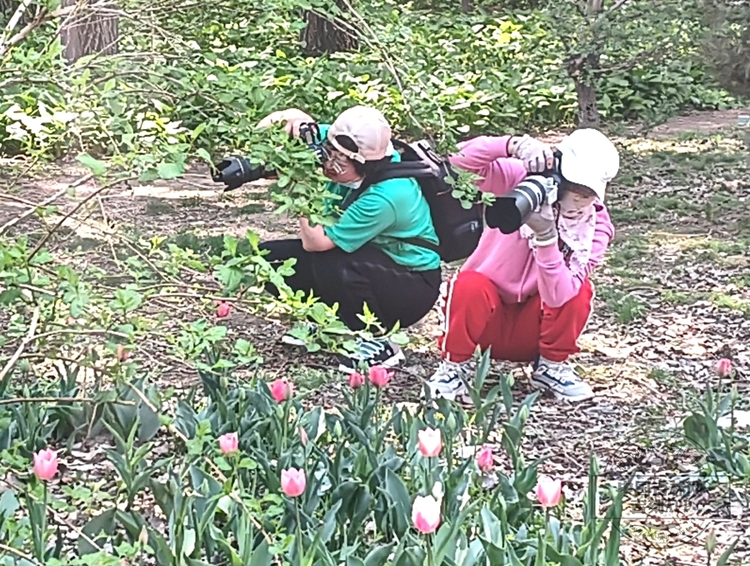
513, 134, 554, 173
256, 108, 315, 136
525, 202, 558, 246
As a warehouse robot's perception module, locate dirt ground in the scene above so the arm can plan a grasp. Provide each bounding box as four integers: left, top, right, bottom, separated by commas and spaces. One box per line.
1, 109, 749, 565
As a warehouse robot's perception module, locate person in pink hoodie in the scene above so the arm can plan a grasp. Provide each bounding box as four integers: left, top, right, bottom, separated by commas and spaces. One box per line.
427, 129, 620, 402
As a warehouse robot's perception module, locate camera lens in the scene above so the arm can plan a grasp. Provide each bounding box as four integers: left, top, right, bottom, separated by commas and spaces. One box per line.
485, 175, 547, 234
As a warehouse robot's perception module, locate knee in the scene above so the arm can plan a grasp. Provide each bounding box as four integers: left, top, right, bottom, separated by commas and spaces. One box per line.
452, 270, 496, 297
311, 249, 348, 284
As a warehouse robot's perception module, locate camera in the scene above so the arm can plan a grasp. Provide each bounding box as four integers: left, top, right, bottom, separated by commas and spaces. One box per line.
485, 153, 564, 234
211, 122, 327, 191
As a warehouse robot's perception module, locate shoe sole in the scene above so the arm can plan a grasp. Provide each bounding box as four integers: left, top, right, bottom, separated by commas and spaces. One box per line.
337, 348, 406, 374
280, 335, 306, 347
530, 378, 594, 402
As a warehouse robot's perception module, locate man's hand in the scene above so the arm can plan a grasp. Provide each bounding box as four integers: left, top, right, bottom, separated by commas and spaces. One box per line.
256, 108, 315, 136
512, 134, 554, 173
299, 218, 336, 252
524, 202, 558, 246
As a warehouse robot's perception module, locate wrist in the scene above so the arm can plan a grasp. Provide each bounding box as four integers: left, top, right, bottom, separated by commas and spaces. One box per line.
506, 135, 523, 158
533, 226, 558, 246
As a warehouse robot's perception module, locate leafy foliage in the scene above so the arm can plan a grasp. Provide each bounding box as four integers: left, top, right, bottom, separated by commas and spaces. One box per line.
0, 0, 739, 174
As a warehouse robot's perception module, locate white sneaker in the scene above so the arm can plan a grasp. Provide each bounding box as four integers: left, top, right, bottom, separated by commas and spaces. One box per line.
531, 356, 594, 402
337, 338, 405, 374
424, 360, 473, 402
280, 323, 318, 346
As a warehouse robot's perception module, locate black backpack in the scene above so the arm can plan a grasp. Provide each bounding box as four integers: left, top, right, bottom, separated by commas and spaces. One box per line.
344, 139, 484, 263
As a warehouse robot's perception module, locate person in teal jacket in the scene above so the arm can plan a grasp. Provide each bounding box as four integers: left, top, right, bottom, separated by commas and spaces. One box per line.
256, 105, 442, 373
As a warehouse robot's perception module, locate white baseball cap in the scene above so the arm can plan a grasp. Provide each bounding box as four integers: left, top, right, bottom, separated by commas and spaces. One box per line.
557, 128, 620, 201
327, 106, 394, 163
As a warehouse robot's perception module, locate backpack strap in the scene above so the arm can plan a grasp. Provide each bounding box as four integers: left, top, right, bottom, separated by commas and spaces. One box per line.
339, 160, 442, 254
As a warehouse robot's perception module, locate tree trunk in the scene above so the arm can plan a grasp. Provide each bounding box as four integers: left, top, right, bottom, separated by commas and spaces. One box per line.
60, 0, 119, 63
300, 0, 358, 57
574, 79, 600, 128
461, 0, 472, 13
567, 52, 601, 128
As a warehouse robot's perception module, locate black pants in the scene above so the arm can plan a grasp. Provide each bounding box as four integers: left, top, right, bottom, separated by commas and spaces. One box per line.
259, 239, 442, 332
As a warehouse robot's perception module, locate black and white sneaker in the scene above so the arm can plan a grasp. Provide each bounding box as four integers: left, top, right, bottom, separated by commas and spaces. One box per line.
280, 323, 318, 347
423, 360, 473, 402
530, 356, 594, 402
337, 338, 405, 374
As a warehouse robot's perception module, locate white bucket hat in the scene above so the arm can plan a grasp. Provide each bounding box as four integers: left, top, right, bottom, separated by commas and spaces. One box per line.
327, 105, 394, 163
557, 128, 620, 201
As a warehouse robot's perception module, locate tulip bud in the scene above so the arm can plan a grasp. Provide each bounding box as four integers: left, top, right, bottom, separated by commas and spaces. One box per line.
705, 528, 717, 555
417, 428, 442, 458
368, 366, 391, 388
280, 468, 306, 497
716, 358, 732, 378
411, 495, 441, 534
216, 301, 232, 318
535, 475, 562, 508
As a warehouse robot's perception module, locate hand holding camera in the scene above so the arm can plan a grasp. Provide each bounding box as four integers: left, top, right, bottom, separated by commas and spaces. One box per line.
525, 202, 558, 246
211, 109, 327, 192
513, 134, 554, 173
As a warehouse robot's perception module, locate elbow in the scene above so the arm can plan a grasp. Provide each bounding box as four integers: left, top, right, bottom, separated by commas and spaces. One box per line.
302, 238, 334, 253
301, 239, 321, 252
540, 291, 566, 309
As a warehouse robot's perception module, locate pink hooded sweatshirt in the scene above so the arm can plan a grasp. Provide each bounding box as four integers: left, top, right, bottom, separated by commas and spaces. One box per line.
449, 135, 615, 309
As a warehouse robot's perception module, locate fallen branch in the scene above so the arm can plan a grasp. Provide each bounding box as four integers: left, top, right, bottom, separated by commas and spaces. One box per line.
0, 306, 41, 384
0, 174, 93, 236
0, 543, 41, 566
27, 175, 137, 263
0, 0, 34, 45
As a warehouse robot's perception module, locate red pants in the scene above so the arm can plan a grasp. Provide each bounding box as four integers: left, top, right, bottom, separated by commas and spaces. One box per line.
437, 270, 594, 363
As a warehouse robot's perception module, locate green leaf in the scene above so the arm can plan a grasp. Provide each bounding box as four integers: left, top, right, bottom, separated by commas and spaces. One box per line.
76, 153, 108, 176
364, 543, 394, 566
157, 161, 186, 180
382, 468, 411, 537
545, 545, 583, 566
78, 508, 117, 555
481, 506, 504, 547
716, 537, 739, 566
196, 148, 213, 165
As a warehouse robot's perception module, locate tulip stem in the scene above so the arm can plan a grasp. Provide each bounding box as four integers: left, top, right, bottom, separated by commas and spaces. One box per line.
295, 499, 304, 566
426, 535, 435, 566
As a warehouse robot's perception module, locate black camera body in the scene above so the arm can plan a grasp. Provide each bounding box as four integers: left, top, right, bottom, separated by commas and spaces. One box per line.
485, 152, 564, 234
211, 122, 327, 191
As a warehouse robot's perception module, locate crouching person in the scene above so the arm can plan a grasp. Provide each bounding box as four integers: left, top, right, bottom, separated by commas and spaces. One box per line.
255, 106, 442, 373
428, 129, 619, 402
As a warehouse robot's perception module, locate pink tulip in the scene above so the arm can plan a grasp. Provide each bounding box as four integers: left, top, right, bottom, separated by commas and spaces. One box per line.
476, 445, 494, 471
216, 301, 232, 318
716, 358, 732, 378
33, 449, 58, 481
218, 432, 239, 455
417, 428, 442, 458
280, 468, 306, 497
535, 475, 562, 508
270, 378, 293, 402
115, 344, 129, 362
368, 366, 391, 388
348, 372, 365, 389
411, 495, 441, 534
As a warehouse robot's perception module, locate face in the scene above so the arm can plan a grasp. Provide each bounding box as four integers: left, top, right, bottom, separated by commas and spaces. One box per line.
557, 183, 597, 220
321, 143, 361, 184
